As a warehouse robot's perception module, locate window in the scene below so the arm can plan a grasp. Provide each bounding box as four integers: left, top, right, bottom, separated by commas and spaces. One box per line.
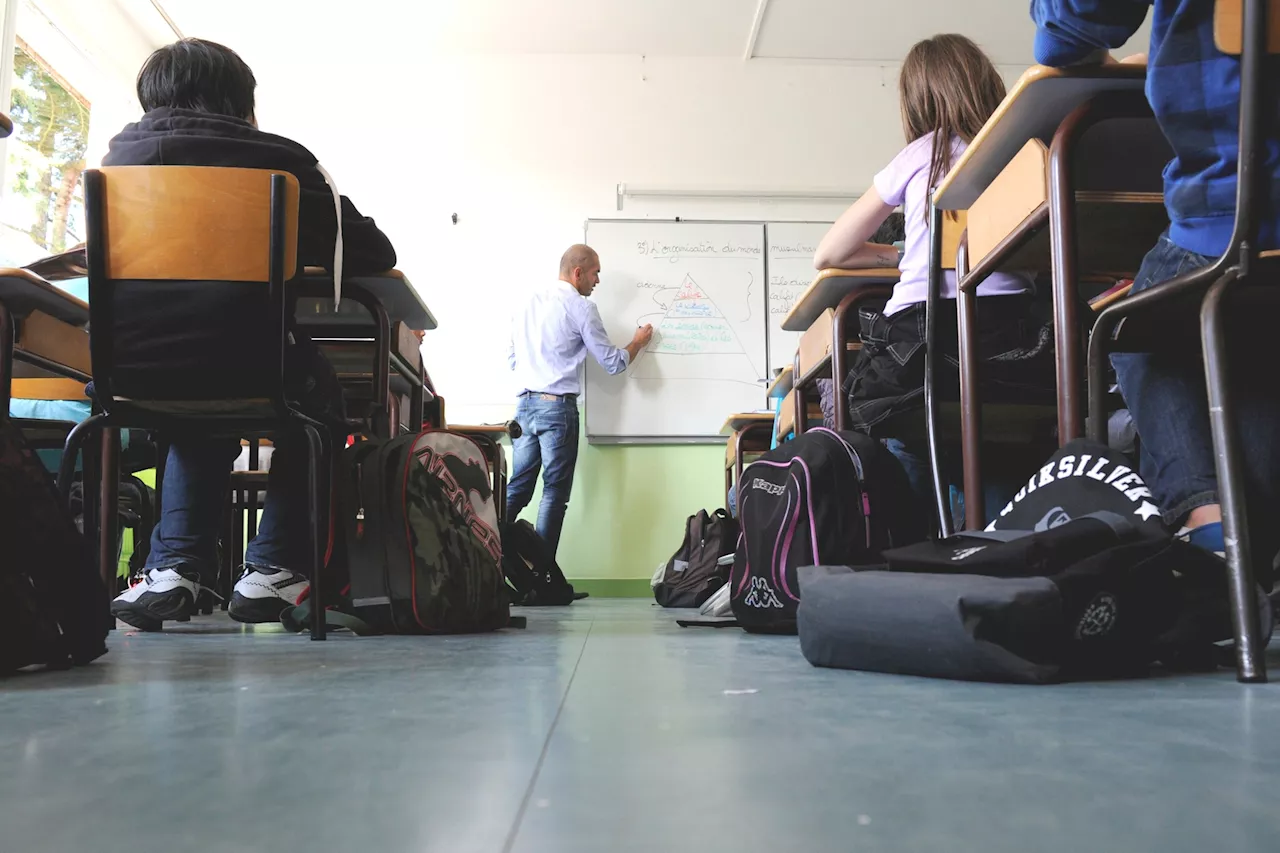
1, 35, 89, 264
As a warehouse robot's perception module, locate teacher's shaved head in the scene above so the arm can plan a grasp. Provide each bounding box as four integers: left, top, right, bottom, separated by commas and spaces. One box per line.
560, 244, 598, 277
560, 244, 601, 297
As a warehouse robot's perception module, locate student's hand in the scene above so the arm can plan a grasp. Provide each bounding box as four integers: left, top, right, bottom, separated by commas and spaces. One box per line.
1119, 53, 1147, 66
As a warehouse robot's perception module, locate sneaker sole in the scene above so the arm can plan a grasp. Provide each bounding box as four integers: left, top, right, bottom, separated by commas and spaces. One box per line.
111, 588, 195, 631
228, 592, 293, 624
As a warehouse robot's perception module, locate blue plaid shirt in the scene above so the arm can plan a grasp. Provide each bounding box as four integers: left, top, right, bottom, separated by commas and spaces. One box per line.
1031, 0, 1280, 256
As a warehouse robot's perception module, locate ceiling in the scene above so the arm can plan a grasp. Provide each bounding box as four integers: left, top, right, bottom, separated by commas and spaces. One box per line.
157, 0, 1151, 67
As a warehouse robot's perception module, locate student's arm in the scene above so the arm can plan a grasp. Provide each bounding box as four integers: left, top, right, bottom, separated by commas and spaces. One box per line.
1030, 0, 1151, 67
814, 188, 896, 270
579, 302, 649, 375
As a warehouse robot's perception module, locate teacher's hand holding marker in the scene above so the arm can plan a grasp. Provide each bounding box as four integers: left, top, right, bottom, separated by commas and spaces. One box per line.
626, 323, 656, 365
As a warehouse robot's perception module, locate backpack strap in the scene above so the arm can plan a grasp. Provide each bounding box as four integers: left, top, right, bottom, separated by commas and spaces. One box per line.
280, 601, 379, 636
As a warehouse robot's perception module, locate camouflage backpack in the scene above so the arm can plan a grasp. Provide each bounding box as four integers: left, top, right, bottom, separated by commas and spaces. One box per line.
285, 431, 513, 635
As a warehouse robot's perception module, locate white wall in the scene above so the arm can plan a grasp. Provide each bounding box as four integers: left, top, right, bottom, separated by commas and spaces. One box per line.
251, 52, 1034, 422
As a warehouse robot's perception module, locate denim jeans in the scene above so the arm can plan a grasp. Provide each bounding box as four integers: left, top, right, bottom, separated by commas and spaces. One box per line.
1112, 231, 1280, 582
881, 437, 1017, 532
506, 396, 580, 557
144, 335, 345, 583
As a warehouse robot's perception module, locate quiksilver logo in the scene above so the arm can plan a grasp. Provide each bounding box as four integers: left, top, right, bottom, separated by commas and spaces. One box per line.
751, 478, 786, 496
988, 453, 1162, 529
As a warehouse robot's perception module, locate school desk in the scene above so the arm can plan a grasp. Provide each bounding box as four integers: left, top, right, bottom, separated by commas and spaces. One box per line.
720, 412, 775, 509
783, 269, 897, 435
928, 64, 1170, 532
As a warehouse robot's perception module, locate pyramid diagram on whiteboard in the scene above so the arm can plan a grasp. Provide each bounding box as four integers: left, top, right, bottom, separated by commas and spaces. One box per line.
630, 274, 759, 381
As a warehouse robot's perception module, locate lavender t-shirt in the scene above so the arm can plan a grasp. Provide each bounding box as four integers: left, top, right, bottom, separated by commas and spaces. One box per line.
875, 132, 1030, 316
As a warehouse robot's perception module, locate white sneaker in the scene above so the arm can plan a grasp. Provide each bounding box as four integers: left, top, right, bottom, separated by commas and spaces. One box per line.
111, 568, 200, 631
228, 566, 310, 624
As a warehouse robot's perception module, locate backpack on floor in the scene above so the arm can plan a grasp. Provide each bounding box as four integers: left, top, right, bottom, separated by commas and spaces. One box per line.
986, 438, 1169, 536
796, 443, 1269, 683
297, 429, 512, 634
798, 515, 1271, 683
0, 415, 110, 672
502, 519, 585, 605
654, 509, 739, 608
730, 427, 924, 633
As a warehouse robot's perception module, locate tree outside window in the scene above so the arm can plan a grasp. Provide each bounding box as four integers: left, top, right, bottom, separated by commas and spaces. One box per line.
2, 38, 90, 263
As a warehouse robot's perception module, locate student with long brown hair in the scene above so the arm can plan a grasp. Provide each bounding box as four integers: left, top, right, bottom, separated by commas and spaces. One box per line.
815, 34, 1052, 520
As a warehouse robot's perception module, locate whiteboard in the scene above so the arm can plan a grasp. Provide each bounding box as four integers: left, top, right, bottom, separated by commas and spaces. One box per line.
584, 220, 768, 441
766, 222, 831, 372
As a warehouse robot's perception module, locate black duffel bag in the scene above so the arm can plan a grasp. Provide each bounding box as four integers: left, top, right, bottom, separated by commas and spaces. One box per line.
797, 512, 1271, 683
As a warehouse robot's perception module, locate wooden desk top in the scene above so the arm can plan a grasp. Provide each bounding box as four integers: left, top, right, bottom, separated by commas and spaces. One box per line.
933, 65, 1148, 211
299, 267, 437, 330
781, 268, 899, 332
11, 378, 88, 400
720, 412, 774, 436
0, 268, 89, 326
451, 424, 509, 436
767, 366, 793, 400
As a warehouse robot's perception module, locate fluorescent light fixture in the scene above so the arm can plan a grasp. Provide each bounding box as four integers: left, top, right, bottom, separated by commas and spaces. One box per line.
616, 183, 859, 210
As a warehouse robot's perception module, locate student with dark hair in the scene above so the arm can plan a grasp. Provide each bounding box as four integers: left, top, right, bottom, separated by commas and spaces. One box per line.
108, 39, 397, 630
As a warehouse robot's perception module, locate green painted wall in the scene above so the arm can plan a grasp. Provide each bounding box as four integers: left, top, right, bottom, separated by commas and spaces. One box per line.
508, 430, 726, 590
120, 438, 726, 596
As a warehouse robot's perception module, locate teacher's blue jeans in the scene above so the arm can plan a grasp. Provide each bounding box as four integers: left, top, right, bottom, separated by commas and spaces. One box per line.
507, 396, 580, 557
1112, 231, 1280, 585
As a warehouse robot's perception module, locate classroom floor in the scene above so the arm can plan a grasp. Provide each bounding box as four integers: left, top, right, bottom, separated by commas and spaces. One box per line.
2, 599, 1279, 853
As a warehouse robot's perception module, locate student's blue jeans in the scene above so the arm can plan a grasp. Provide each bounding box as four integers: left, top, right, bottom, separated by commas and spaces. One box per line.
506, 395, 580, 557
144, 336, 345, 584
146, 434, 313, 583
1112, 230, 1280, 584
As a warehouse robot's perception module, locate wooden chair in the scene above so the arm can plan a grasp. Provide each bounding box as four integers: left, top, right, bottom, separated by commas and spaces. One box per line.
1087, 0, 1279, 682
61, 166, 330, 640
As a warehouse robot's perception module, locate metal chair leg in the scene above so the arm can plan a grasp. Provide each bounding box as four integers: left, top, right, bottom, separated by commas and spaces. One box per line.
1085, 310, 1118, 445
925, 197, 953, 538
302, 423, 327, 641
99, 428, 120, 595
1201, 270, 1267, 683
58, 413, 107, 503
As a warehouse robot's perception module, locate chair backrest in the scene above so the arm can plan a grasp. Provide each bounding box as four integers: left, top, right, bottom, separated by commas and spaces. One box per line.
1215, 0, 1280, 54
84, 166, 300, 417
1211, 0, 1278, 261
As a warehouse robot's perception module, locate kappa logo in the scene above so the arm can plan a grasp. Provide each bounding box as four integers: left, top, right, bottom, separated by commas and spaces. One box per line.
951, 545, 988, 562
751, 478, 786, 496
1075, 593, 1119, 639
742, 577, 785, 609
994, 453, 1161, 522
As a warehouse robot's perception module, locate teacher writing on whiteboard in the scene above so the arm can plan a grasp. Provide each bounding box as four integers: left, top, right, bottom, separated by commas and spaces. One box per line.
507, 244, 654, 557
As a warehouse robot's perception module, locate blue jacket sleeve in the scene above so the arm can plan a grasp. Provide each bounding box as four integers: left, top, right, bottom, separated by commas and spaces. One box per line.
1030, 0, 1151, 66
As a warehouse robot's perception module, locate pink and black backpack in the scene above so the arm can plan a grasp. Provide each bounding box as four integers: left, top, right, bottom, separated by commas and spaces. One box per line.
730, 428, 924, 633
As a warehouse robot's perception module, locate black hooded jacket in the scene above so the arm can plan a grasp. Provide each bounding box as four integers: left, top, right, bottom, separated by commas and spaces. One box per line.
102, 107, 396, 273
98, 108, 395, 404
